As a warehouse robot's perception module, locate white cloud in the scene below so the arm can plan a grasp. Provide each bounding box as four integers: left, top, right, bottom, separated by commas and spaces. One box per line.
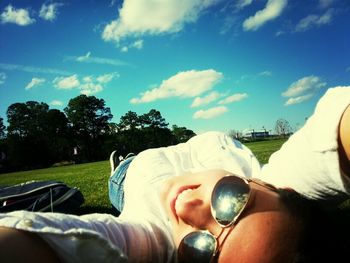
53, 73, 117, 95
259, 71, 272, 77
131, 39, 144, 49
53, 75, 80, 90
284, 94, 313, 106
191, 91, 221, 108
25, 77, 45, 90
193, 106, 228, 119
97, 72, 120, 83
218, 93, 248, 104
236, 0, 253, 10
0, 72, 6, 85
121, 46, 129, 52
102, 0, 220, 43
83, 76, 93, 83
282, 75, 326, 106
295, 9, 333, 32
0, 5, 35, 26
0, 63, 71, 75
71, 52, 128, 66
39, 3, 63, 22
130, 69, 223, 104
80, 83, 103, 96
119, 39, 144, 52
243, 0, 288, 31
282, 75, 326, 97
50, 100, 64, 106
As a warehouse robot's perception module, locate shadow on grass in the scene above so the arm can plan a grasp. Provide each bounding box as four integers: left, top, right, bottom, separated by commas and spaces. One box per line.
75, 206, 121, 216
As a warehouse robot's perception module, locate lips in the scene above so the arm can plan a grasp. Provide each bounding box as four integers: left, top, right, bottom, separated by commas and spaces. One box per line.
170, 184, 200, 222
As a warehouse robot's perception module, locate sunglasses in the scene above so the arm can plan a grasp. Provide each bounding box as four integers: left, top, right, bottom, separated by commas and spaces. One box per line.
177, 175, 253, 263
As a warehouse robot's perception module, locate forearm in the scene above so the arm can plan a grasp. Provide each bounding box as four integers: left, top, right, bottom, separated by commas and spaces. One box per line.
0, 227, 60, 263
339, 104, 350, 175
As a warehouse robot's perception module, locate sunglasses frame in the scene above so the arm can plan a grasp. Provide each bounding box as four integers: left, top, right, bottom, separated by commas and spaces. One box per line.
178, 175, 254, 263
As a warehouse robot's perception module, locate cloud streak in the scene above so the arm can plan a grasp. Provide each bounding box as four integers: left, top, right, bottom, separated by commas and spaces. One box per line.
191, 91, 222, 108
282, 75, 326, 106
0, 72, 6, 85
218, 93, 248, 105
68, 52, 129, 66
0, 63, 71, 76
193, 106, 228, 119
243, 0, 287, 31
295, 9, 333, 32
25, 77, 46, 90
130, 69, 223, 104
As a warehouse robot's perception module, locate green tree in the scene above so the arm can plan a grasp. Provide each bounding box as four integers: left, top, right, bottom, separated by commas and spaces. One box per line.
6, 101, 65, 169
64, 95, 113, 161
7, 101, 49, 137
43, 109, 71, 162
65, 95, 113, 138
0, 117, 5, 139
171, 125, 196, 143
141, 109, 168, 129
115, 109, 174, 155
118, 111, 140, 131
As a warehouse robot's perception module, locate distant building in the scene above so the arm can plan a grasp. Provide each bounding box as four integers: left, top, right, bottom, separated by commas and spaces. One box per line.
242, 130, 270, 140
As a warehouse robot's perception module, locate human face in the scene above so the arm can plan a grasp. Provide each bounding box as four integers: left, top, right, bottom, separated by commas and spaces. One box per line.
160, 170, 302, 263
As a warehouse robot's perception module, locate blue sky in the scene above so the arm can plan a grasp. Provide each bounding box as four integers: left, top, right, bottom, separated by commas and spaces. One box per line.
0, 0, 349, 134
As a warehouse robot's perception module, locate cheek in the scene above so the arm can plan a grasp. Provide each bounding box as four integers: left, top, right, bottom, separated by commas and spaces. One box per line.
176, 199, 213, 229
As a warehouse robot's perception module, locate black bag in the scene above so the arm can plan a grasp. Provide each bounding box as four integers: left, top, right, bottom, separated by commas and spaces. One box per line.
0, 180, 84, 213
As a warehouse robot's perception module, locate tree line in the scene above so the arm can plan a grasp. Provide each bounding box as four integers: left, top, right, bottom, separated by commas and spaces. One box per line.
0, 95, 196, 173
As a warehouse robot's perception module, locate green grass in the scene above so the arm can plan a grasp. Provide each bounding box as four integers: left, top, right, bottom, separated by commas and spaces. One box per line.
0, 161, 114, 215
244, 138, 287, 164
0, 138, 289, 214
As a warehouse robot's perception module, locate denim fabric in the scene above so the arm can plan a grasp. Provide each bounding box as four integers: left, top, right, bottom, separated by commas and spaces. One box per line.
108, 156, 135, 212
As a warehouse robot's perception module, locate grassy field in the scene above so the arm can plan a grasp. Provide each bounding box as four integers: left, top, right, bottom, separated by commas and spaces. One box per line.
0, 138, 289, 214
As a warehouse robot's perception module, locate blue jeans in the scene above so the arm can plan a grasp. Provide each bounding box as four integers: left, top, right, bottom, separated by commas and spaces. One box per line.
108, 156, 135, 213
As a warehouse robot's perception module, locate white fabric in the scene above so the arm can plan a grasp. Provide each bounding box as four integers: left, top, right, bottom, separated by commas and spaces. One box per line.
260, 86, 350, 204
0, 86, 349, 262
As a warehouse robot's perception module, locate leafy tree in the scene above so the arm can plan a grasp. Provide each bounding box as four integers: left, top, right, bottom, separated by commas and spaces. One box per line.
6, 101, 62, 169
65, 95, 113, 138
274, 118, 292, 136
171, 125, 196, 143
115, 109, 174, 155
64, 95, 113, 161
43, 109, 71, 162
141, 109, 168, 129
0, 117, 5, 139
7, 101, 49, 137
118, 111, 140, 131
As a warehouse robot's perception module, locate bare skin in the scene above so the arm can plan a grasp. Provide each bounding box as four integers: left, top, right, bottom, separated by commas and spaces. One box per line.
160, 170, 302, 263
339, 105, 350, 175
0, 227, 60, 263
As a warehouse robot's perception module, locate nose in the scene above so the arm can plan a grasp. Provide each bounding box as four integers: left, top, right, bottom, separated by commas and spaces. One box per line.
176, 189, 217, 231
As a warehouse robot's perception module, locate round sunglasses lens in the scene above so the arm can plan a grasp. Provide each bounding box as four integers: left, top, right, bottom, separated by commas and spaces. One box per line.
211, 176, 250, 226
178, 231, 217, 263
